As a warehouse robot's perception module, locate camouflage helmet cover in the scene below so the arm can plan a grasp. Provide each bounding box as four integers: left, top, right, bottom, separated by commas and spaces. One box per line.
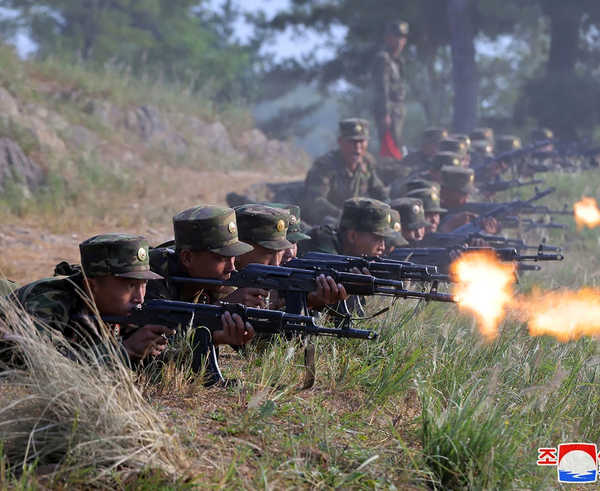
385, 20, 409, 37
79, 233, 162, 280
438, 138, 468, 158
339, 118, 370, 140
340, 197, 396, 238
173, 205, 253, 256
387, 208, 409, 247
235, 204, 293, 251
390, 198, 431, 231
495, 135, 522, 154
441, 166, 478, 194
432, 151, 462, 170
264, 203, 311, 242
405, 187, 447, 214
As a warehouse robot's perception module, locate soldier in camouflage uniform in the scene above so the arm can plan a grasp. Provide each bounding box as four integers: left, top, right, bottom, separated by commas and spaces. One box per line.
439, 138, 470, 168
264, 203, 311, 264
404, 187, 447, 234
390, 198, 431, 244
380, 127, 448, 184
372, 20, 409, 149
303, 119, 388, 225
7, 234, 174, 364
391, 152, 460, 197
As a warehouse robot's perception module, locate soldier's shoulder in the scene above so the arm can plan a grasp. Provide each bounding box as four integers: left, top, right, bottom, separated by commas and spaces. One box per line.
12, 275, 82, 309
298, 225, 340, 255
309, 150, 339, 172
0, 279, 18, 296
374, 48, 391, 62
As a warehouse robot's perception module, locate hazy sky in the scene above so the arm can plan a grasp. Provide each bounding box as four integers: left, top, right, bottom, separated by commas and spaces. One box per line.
2, 0, 346, 62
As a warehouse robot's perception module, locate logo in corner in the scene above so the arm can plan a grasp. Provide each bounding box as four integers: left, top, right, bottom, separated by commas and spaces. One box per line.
538, 443, 599, 483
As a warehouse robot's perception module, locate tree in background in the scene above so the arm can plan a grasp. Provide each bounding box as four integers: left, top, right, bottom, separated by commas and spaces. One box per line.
2, 0, 265, 102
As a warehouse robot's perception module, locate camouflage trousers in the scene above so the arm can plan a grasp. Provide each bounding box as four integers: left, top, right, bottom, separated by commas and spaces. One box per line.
376, 104, 406, 149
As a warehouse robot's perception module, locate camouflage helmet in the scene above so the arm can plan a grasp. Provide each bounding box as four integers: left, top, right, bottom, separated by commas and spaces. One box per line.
441, 166, 478, 194
449, 133, 472, 149
431, 151, 462, 170
264, 203, 311, 243
422, 127, 448, 144
173, 205, 253, 257
235, 204, 293, 251
339, 118, 370, 140
469, 127, 495, 143
383, 209, 408, 248
390, 198, 431, 231
405, 188, 447, 214
385, 20, 409, 37
438, 139, 468, 158
79, 233, 162, 280
470, 140, 494, 157
532, 128, 554, 142
340, 197, 395, 237
495, 135, 522, 154
395, 178, 441, 197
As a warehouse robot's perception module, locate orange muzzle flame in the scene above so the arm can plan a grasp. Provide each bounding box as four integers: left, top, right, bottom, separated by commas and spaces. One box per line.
574, 197, 600, 229
518, 288, 600, 342
451, 251, 515, 341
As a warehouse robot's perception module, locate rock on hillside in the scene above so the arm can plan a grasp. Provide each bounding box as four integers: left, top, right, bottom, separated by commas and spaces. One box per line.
0, 138, 44, 194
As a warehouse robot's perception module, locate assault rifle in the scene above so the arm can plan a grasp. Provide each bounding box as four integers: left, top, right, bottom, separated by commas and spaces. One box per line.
287, 251, 451, 283
391, 245, 564, 271
170, 263, 457, 316
101, 299, 377, 386
449, 187, 556, 236
477, 177, 545, 194
500, 216, 568, 231
456, 202, 573, 217
472, 139, 558, 173
420, 232, 562, 253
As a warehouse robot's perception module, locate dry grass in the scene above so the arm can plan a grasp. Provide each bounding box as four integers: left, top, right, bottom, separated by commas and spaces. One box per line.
0, 297, 194, 488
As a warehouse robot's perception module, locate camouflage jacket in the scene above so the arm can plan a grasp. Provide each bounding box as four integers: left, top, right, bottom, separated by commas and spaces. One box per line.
7, 273, 128, 361
146, 248, 220, 305
372, 47, 406, 119
303, 150, 388, 224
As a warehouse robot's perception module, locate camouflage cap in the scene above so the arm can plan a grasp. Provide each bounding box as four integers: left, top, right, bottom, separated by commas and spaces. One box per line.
264, 203, 311, 242
405, 188, 447, 214
398, 178, 441, 196
339, 118, 370, 140
390, 198, 431, 231
173, 205, 254, 257
532, 128, 554, 142
449, 133, 472, 149
495, 135, 522, 154
387, 209, 409, 247
469, 127, 495, 143
470, 140, 494, 157
385, 20, 409, 37
438, 139, 467, 158
431, 151, 462, 170
79, 233, 162, 280
340, 197, 396, 238
235, 204, 293, 250
422, 127, 448, 144
441, 166, 478, 194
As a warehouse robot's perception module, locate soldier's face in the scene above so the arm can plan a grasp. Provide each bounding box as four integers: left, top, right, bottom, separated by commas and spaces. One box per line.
235, 242, 284, 269
345, 230, 385, 257
86, 275, 146, 317
338, 137, 368, 167
180, 250, 236, 290
402, 227, 425, 241
440, 187, 469, 208
281, 242, 298, 265
425, 212, 440, 233
386, 35, 407, 54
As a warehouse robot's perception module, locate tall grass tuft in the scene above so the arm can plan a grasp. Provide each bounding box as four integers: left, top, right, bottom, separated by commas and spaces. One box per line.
0, 297, 193, 488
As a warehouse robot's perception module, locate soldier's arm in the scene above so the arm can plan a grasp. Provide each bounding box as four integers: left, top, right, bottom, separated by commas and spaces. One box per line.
372, 53, 391, 119
367, 157, 390, 201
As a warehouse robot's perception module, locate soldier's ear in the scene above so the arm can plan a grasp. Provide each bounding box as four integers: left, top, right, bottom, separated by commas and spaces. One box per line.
346, 229, 357, 245
179, 249, 193, 268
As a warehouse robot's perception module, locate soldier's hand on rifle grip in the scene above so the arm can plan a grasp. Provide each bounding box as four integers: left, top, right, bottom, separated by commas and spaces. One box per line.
438, 212, 477, 233
213, 311, 255, 347
480, 217, 501, 234
222, 287, 270, 308
122, 324, 176, 361
307, 274, 350, 309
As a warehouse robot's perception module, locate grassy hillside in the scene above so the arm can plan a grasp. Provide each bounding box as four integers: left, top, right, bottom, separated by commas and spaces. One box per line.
1, 46, 600, 489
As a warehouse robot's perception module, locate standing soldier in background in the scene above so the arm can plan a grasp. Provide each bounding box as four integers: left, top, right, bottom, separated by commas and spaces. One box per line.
303, 119, 388, 225
372, 20, 409, 150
